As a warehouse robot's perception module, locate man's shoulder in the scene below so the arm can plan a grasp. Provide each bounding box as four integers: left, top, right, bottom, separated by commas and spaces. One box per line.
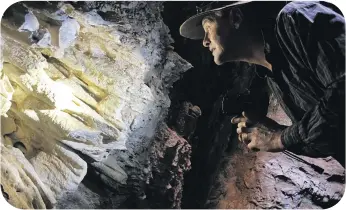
279, 1, 317, 14
277, 1, 343, 20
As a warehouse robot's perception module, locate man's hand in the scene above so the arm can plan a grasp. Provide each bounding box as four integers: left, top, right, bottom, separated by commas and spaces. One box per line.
231, 111, 286, 152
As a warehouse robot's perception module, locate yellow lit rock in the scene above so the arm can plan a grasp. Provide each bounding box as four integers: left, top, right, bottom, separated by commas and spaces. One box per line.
1, 1, 191, 208
0, 74, 14, 116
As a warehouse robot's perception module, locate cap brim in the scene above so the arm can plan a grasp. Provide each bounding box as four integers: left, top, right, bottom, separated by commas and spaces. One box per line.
179, 1, 252, 40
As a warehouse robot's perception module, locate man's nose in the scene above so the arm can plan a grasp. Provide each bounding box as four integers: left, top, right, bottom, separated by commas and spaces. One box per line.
203, 34, 210, 47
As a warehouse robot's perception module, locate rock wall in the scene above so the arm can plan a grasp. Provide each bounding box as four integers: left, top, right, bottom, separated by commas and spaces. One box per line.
145, 102, 200, 208
213, 149, 345, 209
207, 95, 345, 209
0, 1, 191, 208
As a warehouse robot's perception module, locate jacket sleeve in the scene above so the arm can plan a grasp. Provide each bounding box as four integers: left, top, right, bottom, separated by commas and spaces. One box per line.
275, 2, 345, 164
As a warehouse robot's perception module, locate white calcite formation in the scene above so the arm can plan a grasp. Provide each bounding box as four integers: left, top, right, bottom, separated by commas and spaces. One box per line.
1, 1, 191, 208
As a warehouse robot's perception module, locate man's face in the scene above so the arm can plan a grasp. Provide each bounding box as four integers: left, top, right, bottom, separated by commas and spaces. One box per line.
202, 14, 246, 65
202, 17, 231, 65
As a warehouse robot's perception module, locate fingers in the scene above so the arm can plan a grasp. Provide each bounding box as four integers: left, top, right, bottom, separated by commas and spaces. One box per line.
243, 133, 251, 144
238, 132, 252, 144
238, 131, 255, 149
232, 111, 259, 124
236, 121, 256, 143
231, 116, 247, 124
236, 127, 255, 134
233, 112, 260, 149
236, 125, 257, 150
241, 133, 247, 143
237, 121, 247, 128
238, 133, 251, 143
238, 132, 246, 141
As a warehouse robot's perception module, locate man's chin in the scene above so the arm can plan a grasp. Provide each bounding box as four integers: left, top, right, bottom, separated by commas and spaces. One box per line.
213, 57, 224, 65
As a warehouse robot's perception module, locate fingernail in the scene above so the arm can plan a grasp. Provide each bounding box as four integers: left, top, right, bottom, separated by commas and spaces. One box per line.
231, 117, 236, 123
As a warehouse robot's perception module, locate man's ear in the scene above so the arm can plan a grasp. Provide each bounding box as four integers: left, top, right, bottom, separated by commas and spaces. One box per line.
228, 8, 243, 29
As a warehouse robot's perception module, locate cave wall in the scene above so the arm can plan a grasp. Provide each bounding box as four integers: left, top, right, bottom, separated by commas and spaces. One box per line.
0, 1, 191, 208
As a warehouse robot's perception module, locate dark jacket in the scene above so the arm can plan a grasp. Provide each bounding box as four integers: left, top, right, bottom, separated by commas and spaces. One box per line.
262, 1, 345, 166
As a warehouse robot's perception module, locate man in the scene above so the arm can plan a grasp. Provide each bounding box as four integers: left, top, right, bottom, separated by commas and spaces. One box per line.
179, 1, 345, 166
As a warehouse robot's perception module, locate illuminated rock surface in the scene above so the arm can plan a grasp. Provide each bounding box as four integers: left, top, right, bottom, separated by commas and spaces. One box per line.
1, 1, 191, 208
